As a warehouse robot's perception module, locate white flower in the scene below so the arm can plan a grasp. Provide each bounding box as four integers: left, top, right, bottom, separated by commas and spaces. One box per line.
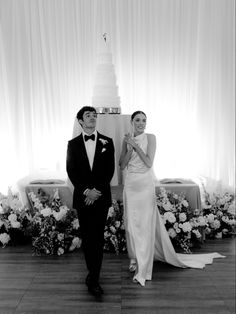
228, 219, 235, 226
0, 233, 10, 245
197, 216, 207, 226
206, 213, 215, 223
216, 210, 223, 217
192, 229, 202, 238
53, 205, 69, 221
215, 232, 222, 238
41, 207, 52, 217
57, 233, 64, 241
107, 207, 114, 217
0, 205, 4, 214
8, 213, 17, 222
99, 138, 108, 145
57, 247, 64, 255
182, 200, 189, 207
110, 226, 116, 234
179, 213, 187, 222
164, 211, 176, 223
221, 215, 229, 224
173, 222, 179, 230
168, 228, 177, 238
69, 237, 82, 251
115, 221, 120, 228
72, 218, 80, 229
227, 204, 235, 215
210, 219, 221, 230
182, 222, 192, 233
10, 221, 21, 228
163, 203, 172, 211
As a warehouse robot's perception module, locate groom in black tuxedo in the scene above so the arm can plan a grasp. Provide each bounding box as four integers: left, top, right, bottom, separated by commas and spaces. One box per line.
66, 106, 115, 296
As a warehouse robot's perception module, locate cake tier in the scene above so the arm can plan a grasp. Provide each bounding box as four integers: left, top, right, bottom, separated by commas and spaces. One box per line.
97, 53, 113, 64
93, 85, 119, 96
92, 95, 121, 107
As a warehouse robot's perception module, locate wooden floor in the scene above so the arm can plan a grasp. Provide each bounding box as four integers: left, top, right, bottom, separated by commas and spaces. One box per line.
0, 238, 235, 314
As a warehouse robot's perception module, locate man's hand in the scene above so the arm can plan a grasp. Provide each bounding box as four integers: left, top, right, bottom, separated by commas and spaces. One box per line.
84, 188, 102, 205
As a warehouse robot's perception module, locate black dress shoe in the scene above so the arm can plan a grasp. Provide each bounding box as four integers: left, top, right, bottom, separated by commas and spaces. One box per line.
88, 283, 104, 296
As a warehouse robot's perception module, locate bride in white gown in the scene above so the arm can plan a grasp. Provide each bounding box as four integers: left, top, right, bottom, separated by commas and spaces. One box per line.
119, 111, 225, 287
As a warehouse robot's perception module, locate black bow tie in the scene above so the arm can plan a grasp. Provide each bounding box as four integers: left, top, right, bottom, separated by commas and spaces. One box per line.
84, 134, 95, 141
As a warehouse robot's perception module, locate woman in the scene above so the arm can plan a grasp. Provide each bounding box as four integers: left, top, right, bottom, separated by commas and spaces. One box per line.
119, 111, 225, 287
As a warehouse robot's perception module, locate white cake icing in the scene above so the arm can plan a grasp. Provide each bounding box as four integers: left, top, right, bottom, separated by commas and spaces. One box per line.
92, 36, 121, 113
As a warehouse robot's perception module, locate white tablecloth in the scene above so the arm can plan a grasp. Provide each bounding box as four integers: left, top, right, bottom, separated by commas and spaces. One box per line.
25, 183, 73, 209
25, 179, 201, 211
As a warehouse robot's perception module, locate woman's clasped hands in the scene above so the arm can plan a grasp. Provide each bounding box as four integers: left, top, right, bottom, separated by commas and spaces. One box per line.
124, 133, 137, 151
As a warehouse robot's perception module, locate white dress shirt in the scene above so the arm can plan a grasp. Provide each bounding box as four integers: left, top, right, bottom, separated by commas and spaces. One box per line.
82, 130, 97, 170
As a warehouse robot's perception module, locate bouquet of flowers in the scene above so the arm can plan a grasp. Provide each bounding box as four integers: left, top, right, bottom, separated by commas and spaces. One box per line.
0, 188, 32, 247
156, 187, 207, 253
104, 199, 127, 254
202, 191, 235, 239
28, 188, 81, 255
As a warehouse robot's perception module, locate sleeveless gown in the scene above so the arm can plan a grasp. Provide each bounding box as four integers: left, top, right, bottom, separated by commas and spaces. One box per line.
123, 133, 225, 286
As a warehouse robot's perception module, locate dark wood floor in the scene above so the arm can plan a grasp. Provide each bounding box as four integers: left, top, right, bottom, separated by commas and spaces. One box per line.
0, 238, 235, 314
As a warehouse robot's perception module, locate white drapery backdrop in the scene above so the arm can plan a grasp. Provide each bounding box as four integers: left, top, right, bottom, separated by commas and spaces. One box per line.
0, 0, 235, 193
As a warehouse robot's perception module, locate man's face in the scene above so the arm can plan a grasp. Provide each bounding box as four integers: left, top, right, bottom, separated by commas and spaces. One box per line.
80, 111, 97, 130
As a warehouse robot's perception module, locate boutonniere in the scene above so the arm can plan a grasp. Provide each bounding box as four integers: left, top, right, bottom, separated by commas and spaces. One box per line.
99, 138, 108, 145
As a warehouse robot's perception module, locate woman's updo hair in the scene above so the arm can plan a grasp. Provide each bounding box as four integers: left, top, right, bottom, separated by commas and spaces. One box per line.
131, 110, 146, 121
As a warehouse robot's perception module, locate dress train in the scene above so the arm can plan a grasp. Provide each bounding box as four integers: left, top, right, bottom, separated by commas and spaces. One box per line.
154, 207, 225, 270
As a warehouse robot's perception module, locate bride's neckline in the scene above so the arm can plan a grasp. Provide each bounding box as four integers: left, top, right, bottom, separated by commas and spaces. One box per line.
134, 132, 145, 139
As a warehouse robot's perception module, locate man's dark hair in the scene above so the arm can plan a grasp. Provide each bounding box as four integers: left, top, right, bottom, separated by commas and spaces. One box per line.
76, 106, 97, 121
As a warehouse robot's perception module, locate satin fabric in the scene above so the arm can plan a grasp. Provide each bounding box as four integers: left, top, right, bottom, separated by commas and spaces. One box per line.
123, 133, 225, 286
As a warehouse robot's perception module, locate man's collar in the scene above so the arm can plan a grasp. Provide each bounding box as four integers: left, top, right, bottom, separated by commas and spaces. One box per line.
82, 130, 97, 139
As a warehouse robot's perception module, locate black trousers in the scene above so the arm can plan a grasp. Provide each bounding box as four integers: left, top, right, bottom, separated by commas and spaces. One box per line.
77, 203, 108, 284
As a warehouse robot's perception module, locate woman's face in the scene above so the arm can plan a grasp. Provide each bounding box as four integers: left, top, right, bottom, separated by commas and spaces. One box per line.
132, 113, 146, 135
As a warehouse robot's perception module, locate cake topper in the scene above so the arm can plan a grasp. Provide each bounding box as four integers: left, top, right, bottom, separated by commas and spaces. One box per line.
103, 33, 107, 42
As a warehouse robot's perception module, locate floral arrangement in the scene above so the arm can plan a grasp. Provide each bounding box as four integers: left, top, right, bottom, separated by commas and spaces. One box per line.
156, 187, 207, 253
0, 189, 32, 247
27, 188, 81, 255
104, 199, 127, 254
202, 191, 235, 239
1, 185, 235, 256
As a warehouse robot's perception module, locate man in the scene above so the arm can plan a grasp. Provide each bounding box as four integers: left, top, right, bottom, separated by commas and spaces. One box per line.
66, 106, 115, 296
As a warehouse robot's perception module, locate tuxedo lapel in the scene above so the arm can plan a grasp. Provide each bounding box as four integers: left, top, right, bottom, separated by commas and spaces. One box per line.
78, 134, 92, 172
92, 133, 103, 172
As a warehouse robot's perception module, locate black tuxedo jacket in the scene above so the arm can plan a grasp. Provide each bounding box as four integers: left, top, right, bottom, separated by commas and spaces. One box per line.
66, 132, 115, 210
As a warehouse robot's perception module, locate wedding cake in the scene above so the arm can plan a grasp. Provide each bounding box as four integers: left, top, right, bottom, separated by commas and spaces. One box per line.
92, 34, 121, 114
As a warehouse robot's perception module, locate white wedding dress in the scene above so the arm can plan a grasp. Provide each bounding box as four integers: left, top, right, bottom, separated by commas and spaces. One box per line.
123, 133, 225, 287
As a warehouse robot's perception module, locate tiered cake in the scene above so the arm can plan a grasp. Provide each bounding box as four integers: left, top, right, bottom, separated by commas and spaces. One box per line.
92, 35, 121, 114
